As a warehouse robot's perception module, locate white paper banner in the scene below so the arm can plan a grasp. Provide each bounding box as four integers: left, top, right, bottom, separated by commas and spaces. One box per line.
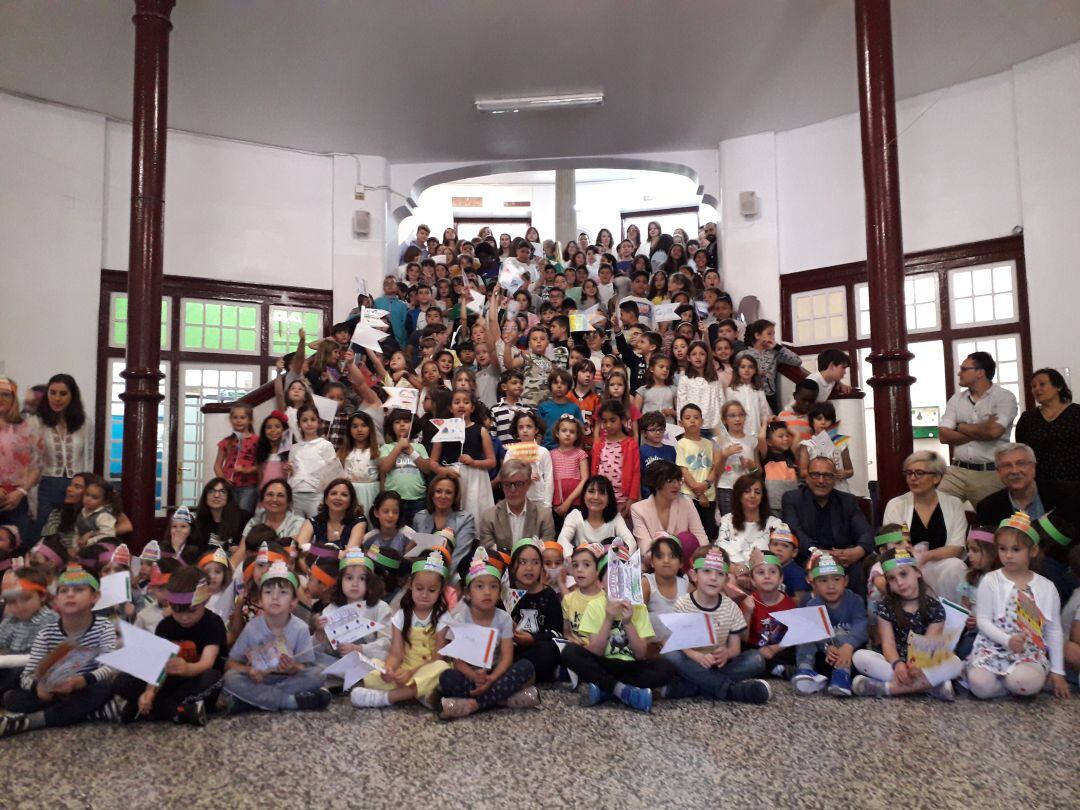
95, 572, 133, 611
657, 612, 717, 653
441, 623, 498, 669
97, 621, 179, 685
775, 605, 835, 647
430, 417, 466, 443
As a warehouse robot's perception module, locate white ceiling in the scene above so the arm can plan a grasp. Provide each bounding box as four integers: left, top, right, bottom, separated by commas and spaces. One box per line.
2, 0, 1079, 163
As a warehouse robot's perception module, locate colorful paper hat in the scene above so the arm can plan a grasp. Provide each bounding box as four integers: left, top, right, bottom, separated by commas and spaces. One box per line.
1035, 512, 1075, 548
435, 527, 456, 547
967, 527, 996, 546
748, 548, 782, 570
167, 579, 211, 607
466, 547, 502, 585
57, 564, 100, 592
31, 540, 66, 569
411, 549, 448, 579
340, 548, 375, 572
306, 542, 342, 560
2, 575, 47, 598
881, 550, 919, 573
139, 540, 162, 565
769, 525, 798, 547
998, 511, 1039, 543
510, 537, 542, 557
693, 548, 729, 573
809, 554, 845, 580
259, 560, 299, 590
574, 543, 608, 570
255, 542, 270, 566
109, 543, 131, 568
0, 524, 20, 547
542, 541, 564, 555
171, 505, 194, 524
309, 560, 338, 589
875, 529, 905, 548
367, 545, 403, 571
198, 547, 232, 572
149, 564, 171, 587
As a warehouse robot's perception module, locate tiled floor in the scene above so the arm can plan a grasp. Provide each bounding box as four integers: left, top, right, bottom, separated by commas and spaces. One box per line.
3, 685, 1076, 809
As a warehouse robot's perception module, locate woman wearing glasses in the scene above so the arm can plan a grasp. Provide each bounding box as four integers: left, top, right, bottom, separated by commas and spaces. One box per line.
881, 450, 968, 601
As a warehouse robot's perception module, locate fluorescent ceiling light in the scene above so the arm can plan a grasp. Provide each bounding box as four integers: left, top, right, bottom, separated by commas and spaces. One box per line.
475, 92, 604, 114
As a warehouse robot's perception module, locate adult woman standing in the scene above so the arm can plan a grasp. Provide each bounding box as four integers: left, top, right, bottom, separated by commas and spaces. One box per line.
637, 220, 661, 257
192, 478, 251, 550
629, 460, 708, 563
0, 377, 42, 546
412, 473, 477, 578
1015, 367, 1080, 485
881, 451, 968, 601
31, 374, 92, 542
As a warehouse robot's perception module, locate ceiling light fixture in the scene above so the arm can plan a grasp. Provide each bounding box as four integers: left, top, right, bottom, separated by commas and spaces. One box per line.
475, 92, 604, 115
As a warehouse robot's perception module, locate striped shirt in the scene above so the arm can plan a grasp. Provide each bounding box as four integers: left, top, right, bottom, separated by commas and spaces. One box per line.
491, 400, 530, 444
0, 607, 57, 655
20, 615, 118, 690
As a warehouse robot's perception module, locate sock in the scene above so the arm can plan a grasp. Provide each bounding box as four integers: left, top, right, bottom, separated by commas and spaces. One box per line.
883, 681, 892, 696
656, 685, 669, 699
613, 682, 629, 700
376, 691, 391, 707
280, 694, 298, 710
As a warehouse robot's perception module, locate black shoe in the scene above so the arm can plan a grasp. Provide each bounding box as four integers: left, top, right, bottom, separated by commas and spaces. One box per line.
118, 696, 140, 725
89, 697, 123, 724
0, 714, 32, 738
175, 698, 208, 726
295, 688, 332, 711
728, 679, 772, 704
225, 695, 258, 716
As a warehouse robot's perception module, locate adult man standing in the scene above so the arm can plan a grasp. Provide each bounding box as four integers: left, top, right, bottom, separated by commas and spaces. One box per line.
782, 457, 875, 595
398, 223, 430, 263
937, 352, 1017, 506
374, 275, 409, 347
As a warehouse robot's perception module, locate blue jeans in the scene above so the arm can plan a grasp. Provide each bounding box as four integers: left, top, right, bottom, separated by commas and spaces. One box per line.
30, 475, 70, 545
233, 485, 258, 514
664, 649, 766, 700
222, 667, 325, 711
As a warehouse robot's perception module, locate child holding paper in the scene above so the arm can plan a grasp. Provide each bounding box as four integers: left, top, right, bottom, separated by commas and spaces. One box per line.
378, 408, 433, 527
349, 551, 451, 710
1, 565, 119, 738
429, 390, 496, 519
742, 548, 796, 674
288, 404, 340, 519
316, 549, 391, 668
791, 552, 867, 697
796, 402, 852, 493
965, 512, 1069, 700
561, 543, 674, 712
223, 562, 330, 713
0, 567, 56, 697
137, 558, 181, 634
508, 538, 563, 683
113, 566, 227, 725
768, 525, 809, 604
851, 549, 956, 700
437, 549, 538, 719
214, 403, 259, 513
662, 547, 771, 704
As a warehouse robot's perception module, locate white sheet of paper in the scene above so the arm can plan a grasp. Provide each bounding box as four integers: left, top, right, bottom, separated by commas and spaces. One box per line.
360, 307, 389, 331
657, 612, 718, 654
351, 321, 390, 352
383, 386, 423, 415
940, 598, 970, 652
430, 417, 466, 443
322, 603, 382, 650
323, 651, 381, 690
695, 300, 710, 317
467, 289, 486, 315
441, 623, 498, 669
662, 423, 685, 447
498, 265, 524, 295
96, 621, 179, 685
0, 654, 30, 669
312, 394, 341, 423
404, 532, 443, 558
654, 302, 680, 323
354, 276, 367, 296
568, 313, 594, 333
775, 605, 836, 647
808, 431, 837, 461
95, 572, 132, 611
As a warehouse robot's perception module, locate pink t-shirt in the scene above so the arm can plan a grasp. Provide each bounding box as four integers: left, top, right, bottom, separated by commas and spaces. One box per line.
550, 447, 588, 507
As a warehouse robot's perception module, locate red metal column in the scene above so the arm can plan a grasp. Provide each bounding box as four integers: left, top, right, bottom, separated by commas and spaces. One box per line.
855, 0, 914, 506
120, 0, 175, 549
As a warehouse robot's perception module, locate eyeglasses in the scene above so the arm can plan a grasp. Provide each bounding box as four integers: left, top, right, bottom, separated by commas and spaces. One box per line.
996, 460, 1034, 471
902, 469, 937, 479
503, 480, 529, 489
208, 488, 228, 496
958, 365, 978, 373
807, 472, 836, 481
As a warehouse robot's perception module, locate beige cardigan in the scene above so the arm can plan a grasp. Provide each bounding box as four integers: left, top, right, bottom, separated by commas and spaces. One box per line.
629, 495, 709, 558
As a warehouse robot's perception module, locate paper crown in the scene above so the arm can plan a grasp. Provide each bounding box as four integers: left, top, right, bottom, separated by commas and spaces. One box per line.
542, 541, 564, 555
435, 527, 456, 547
57, 564, 100, 592
999, 511, 1039, 543
1035, 512, 1075, 548
574, 543, 608, 571
198, 547, 231, 571
367, 545, 402, 571
255, 542, 270, 566
769, 525, 798, 547
0, 524, 20, 546
1, 575, 47, 598
967, 528, 996, 546
306, 542, 342, 560
340, 548, 375, 572
167, 579, 211, 607
510, 537, 542, 557
109, 543, 131, 568
466, 547, 502, 585
309, 560, 338, 589
693, 548, 729, 573
809, 554, 844, 579
149, 564, 171, 587
881, 550, 919, 573
748, 548, 782, 570
139, 540, 162, 565
171, 505, 194, 525
411, 549, 448, 579
31, 541, 65, 569
875, 529, 904, 548
260, 561, 299, 590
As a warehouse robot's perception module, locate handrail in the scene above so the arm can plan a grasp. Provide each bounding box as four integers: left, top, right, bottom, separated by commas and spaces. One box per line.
202, 378, 278, 414
778, 358, 865, 400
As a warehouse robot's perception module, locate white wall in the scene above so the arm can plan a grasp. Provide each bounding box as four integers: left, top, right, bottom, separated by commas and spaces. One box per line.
0, 94, 104, 405
332, 153, 390, 322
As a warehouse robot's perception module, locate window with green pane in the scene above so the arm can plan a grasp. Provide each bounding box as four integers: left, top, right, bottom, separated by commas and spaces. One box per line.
110, 293, 170, 348
270, 306, 323, 356
182, 299, 260, 353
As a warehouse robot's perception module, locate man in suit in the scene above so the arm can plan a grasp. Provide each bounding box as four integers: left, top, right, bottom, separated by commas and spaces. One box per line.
976, 442, 1079, 602
477, 460, 556, 553
782, 457, 875, 596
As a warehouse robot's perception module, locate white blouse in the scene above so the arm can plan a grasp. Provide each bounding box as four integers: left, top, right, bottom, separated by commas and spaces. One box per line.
37, 418, 93, 478
556, 510, 636, 558
715, 513, 783, 565
676, 376, 726, 432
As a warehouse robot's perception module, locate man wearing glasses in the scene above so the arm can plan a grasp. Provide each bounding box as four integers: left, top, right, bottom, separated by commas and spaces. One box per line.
477, 459, 556, 554
782, 457, 875, 595
937, 351, 1018, 507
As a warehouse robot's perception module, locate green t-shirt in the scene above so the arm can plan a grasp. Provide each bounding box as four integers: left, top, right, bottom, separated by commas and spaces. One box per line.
378, 441, 428, 501
578, 595, 654, 661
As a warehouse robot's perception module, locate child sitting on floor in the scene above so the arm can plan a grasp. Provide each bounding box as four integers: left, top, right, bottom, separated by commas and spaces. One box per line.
742, 548, 797, 676
0, 567, 56, 698
507, 538, 563, 683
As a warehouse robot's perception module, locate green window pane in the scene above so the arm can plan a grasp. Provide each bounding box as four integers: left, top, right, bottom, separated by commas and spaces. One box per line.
115, 296, 128, 319
222, 305, 237, 327
303, 313, 320, 333
186, 302, 204, 325
239, 332, 257, 352
160, 324, 168, 345
222, 330, 237, 350
204, 327, 220, 349
114, 323, 128, 345
239, 307, 257, 328
205, 305, 220, 326
184, 326, 203, 348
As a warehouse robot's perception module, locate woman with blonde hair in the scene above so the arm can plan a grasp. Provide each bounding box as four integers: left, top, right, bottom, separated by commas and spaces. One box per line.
0, 376, 43, 546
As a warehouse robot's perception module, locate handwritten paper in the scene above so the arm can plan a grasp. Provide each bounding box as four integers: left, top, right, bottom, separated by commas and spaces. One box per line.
38, 644, 100, 690
606, 544, 644, 605
383, 386, 422, 415
441, 623, 498, 669
95, 572, 133, 611
97, 621, 179, 685
568, 313, 594, 333
657, 612, 718, 654
1015, 590, 1046, 651
360, 307, 390, 331
503, 588, 527, 613
498, 264, 524, 295
775, 605, 835, 647
653, 302, 680, 323
323, 604, 382, 650
430, 418, 466, 443
323, 651, 382, 690
312, 394, 341, 423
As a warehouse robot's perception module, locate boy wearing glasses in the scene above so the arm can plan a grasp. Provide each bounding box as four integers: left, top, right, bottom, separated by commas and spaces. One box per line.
638, 411, 676, 496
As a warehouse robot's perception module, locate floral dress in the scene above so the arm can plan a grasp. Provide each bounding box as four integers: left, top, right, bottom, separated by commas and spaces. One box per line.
968, 584, 1048, 676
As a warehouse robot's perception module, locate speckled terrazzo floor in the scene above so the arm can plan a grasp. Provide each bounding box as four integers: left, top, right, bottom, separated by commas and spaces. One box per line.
2, 684, 1076, 809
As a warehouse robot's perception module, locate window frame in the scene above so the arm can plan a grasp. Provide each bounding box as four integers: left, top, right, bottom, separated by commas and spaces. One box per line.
95, 270, 332, 514
779, 235, 1033, 410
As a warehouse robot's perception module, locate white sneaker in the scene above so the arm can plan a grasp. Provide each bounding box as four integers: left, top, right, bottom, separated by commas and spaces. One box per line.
928, 680, 956, 702
851, 675, 887, 697
350, 687, 390, 708
792, 669, 828, 695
